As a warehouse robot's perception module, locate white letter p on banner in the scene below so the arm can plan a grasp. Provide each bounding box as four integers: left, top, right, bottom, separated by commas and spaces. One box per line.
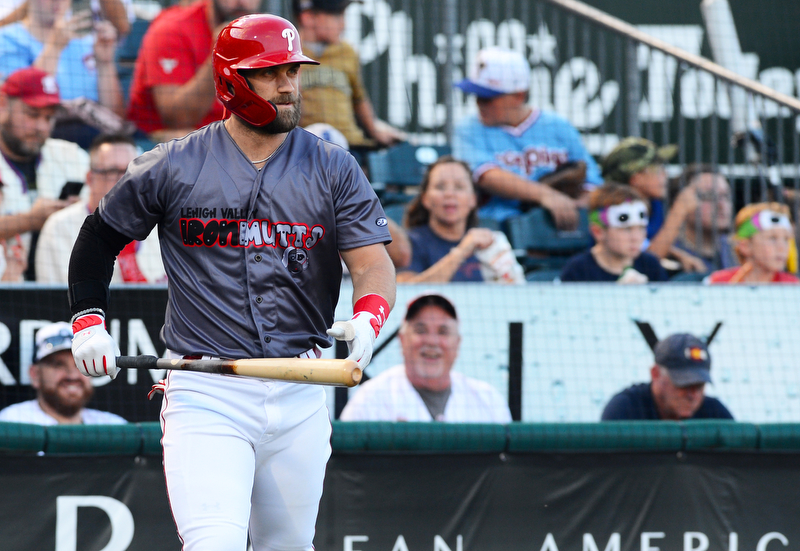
56, 496, 134, 551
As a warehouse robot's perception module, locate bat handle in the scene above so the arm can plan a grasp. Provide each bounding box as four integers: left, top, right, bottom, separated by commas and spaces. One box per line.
116, 355, 160, 369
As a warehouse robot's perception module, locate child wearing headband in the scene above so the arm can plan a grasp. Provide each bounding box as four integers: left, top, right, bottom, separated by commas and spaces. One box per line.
708, 202, 798, 284
560, 183, 668, 283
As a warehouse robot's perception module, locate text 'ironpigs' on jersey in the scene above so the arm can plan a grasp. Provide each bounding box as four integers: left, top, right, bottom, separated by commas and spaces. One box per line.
179, 214, 325, 249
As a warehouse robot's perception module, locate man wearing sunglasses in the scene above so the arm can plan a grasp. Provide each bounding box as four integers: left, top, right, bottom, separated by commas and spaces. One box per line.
0, 321, 126, 424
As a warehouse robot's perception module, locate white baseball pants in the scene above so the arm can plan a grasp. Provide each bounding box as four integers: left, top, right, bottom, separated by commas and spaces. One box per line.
159, 369, 331, 550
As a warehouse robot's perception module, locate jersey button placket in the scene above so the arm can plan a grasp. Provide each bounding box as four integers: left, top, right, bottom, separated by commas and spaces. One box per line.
254, 254, 262, 262
264, 336, 271, 343
256, 296, 263, 304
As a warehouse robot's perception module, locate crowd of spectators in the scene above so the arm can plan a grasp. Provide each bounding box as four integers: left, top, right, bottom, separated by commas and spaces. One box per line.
0, 0, 795, 425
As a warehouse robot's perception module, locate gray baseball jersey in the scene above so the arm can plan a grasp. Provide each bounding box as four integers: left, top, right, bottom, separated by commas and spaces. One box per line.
99, 122, 390, 359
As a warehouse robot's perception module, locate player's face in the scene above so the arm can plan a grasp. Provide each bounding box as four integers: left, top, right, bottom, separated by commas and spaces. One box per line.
0, 98, 57, 160
213, 0, 260, 24
691, 173, 732, 231
243, 64, 302, 134
30, 350, 93, 419
745, 227, 793, 274
400, 305, 460, 392
596, 224, 646, 261
651, 366, 705, 419
421, 162, 476, 227
629, 164, 667, 199
87, 142, 138, 204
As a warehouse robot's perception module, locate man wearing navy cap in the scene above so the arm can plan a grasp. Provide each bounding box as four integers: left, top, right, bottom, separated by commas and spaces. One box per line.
0, 321, 126, 425
601, 333, 733, 420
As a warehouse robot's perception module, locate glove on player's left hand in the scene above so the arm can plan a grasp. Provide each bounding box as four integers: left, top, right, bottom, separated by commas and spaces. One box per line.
327, 294, 390, 369
327, 312, 379, 369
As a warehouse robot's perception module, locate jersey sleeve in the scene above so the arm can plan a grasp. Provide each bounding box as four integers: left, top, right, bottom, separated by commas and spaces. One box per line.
331, 152, 391, 249
98, 145, 171, 240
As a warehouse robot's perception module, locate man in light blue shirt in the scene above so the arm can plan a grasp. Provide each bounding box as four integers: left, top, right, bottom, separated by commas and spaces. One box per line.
452, 47, 602, 228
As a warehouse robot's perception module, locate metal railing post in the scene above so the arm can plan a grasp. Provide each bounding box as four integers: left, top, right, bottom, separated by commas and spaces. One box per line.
625, 38, 641, 138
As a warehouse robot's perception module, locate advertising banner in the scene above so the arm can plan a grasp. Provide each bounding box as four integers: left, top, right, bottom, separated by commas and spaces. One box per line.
1, 451, 798, 551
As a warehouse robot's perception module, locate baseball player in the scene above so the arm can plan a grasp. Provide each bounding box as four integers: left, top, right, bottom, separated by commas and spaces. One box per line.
66, 14, 396, 551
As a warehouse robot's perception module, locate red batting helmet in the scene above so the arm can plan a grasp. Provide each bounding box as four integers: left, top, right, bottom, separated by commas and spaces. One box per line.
212, 14, 319, 127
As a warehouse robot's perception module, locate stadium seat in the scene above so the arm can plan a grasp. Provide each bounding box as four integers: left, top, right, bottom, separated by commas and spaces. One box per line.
367, 143, 450, 203
506, 208, 592, 271
525, 269, 561, 282
506, 208, 592, 253
669, 271, 710, 282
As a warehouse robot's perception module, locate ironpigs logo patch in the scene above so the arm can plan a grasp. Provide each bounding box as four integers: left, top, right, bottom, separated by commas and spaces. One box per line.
179, 209, 325, 276
376, 217, 388, 227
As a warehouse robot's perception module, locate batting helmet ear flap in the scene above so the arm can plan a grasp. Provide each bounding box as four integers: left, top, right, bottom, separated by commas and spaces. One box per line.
212, 14, 319, 127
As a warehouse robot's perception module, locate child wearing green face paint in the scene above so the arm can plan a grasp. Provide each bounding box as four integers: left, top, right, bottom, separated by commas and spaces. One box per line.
708, 202, 799, 284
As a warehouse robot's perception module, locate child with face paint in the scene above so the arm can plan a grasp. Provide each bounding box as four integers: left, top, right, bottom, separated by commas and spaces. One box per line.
560, 183, 669, 283
708, 203, 799, 284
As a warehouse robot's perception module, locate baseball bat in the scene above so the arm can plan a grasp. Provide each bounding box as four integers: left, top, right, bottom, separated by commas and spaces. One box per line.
115, 356, 362, 387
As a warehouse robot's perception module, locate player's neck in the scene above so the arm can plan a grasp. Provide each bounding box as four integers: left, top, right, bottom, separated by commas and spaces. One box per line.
225, 118, 288, 167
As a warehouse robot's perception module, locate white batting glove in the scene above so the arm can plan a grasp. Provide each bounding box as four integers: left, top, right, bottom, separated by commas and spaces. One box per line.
327, 312, 380, 369
71, 312, 120, 379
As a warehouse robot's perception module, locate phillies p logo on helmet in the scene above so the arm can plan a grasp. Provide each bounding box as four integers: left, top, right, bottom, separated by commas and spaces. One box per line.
282, 28, 296, 51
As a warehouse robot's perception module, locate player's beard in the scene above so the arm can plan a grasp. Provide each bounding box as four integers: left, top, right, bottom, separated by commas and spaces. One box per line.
40, 381, 93, 419
247, 94, 302, 135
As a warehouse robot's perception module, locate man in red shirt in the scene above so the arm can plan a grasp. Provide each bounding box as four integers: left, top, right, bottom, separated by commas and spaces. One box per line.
126, 0, 261, 143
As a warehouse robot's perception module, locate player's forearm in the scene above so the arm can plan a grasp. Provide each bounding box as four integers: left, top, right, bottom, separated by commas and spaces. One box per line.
68, 212, 131, 313
155, 62, 217, 128
479, 168, 547, 203
344, 245, 397, 311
